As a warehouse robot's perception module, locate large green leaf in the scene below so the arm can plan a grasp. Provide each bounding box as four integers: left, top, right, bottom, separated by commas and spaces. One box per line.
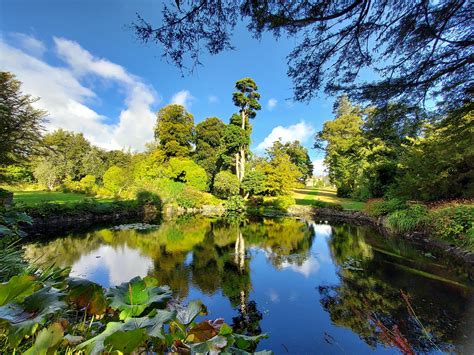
0, 275, 37, 306
233, 333, 269, 351
67, 278, 107, 315
107, 276, 172, 320
122, 309, 176, 338
76, 310, 175, 354
103, 328, 147, 353
171, 299, 206, 326
76, 321, 124, 354
0, 287, 66, 347
189, 335, 228, 353
24, 322, 64, 355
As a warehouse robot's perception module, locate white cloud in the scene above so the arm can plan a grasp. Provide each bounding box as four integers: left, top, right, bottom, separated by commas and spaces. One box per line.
10, 33, 46, 57
171, 90, 194, 108
312, 159, 327, 176
267, 98, 277, 110
0, 35, 159, 151
208, 95, 218, 104
256, 120, 315, 152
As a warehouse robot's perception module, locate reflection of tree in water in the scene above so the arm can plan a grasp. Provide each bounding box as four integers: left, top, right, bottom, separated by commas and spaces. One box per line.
243, 218, 315, 268
319, 223, 471, 353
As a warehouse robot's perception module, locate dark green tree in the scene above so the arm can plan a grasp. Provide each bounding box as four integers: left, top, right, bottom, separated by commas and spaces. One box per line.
194, 117, 226, 184
38, 129, 92, 181
155, 104, 194, 159
0, 72, 46, 168
315, 96, 365, 197
232, 78, 261, 181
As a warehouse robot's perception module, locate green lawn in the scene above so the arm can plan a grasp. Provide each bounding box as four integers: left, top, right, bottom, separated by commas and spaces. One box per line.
11, 190, 113, 206
293, 187, 365, 211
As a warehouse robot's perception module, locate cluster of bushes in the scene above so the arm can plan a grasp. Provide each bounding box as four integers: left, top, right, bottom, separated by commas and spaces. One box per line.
364, 198, 473, 251
15, 199, 143, 218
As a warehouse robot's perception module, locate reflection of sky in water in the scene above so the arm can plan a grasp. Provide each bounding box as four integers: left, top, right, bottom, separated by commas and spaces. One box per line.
70, 245, 153, 287
26, 218, 472, 354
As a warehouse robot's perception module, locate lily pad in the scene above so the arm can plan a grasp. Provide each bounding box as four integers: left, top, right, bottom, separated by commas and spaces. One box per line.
107, 276, 172, 320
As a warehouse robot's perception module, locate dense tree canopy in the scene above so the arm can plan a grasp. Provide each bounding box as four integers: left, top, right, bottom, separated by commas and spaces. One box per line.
194, 117, 226, 183
267, 140, 313, 182
316, 96, 365, 197
134, 0, 473, 112
0, 72, 46, 168
155, 104, 194, 158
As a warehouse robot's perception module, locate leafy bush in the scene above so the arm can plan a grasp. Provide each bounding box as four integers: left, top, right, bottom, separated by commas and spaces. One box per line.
272, 195, 296, 211
176, 186, 207, 208
213, 171, 239, 199
225, 195, 246, 212
386, 204, 429, 233
16, 199, 139, 218
103, 166, 130, 195
135, 190, 162, 208
166, 158, 208, 191
364, 198, 407, 217
429, 204, 474, 249
312, 199, 344, 211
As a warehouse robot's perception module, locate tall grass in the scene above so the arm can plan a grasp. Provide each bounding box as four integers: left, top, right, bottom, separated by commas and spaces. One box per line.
386, 205, 429, 234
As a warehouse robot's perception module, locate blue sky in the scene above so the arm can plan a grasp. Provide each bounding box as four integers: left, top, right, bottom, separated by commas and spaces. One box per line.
0, 0, 346, 174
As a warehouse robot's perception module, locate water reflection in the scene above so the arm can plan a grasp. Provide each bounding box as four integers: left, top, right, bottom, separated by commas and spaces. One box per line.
24, 216, 473, 353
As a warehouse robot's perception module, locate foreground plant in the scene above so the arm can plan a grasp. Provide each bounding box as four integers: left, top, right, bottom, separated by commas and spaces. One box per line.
0, 272, 270, 354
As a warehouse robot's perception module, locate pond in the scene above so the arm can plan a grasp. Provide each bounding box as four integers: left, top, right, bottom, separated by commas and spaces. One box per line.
24, 215, 473, 353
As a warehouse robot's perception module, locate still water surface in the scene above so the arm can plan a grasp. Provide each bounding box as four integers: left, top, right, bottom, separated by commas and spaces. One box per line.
24, 216, 473, 353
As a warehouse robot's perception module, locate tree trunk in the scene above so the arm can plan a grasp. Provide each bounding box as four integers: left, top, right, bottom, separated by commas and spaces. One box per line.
239, 146, 245, 182
235, 152, 240, 181
239, 109, 247, 182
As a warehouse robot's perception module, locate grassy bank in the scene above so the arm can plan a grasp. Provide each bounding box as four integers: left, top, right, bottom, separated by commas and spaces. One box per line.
293, 187, 365, 211
11, 190, 114, 206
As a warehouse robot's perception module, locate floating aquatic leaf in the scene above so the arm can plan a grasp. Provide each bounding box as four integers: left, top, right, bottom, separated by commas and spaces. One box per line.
107, 276, 172, 320
68, 278, 107, 315
24, 322, 64, 355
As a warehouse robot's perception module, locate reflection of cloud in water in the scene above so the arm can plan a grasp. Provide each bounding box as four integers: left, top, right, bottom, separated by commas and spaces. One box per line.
312, 223, 332, 238
280, 256, 320, 278
266, 288, 280, 303
70, 245, 153, 287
